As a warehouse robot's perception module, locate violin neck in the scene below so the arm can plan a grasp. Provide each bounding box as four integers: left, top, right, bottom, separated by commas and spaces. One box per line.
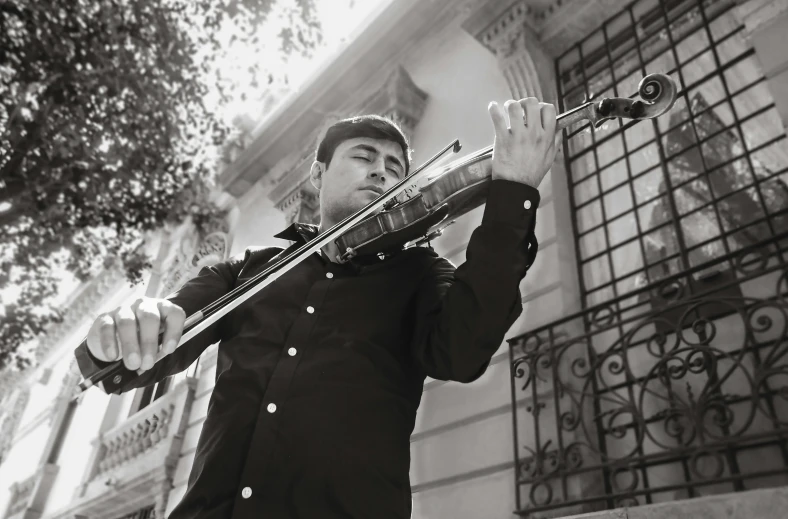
451, 101, 595, 166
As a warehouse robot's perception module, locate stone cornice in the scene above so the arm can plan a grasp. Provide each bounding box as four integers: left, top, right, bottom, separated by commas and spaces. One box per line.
217, 0, 458, 199
462, 0, 639, 59
218, 0, 628, 201
461, 0, 541, 51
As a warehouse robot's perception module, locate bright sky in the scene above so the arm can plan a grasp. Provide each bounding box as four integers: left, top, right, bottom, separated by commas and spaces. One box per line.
219, 0, 393, 128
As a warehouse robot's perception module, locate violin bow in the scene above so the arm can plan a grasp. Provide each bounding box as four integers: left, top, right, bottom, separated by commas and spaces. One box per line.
75, 73, 677, 395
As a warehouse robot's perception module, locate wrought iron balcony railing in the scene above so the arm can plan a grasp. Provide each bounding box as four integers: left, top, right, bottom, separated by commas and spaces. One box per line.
507, 232, 788, 516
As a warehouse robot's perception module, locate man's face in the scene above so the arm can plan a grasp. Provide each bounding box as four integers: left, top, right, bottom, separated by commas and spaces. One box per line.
315, 137, 407, 226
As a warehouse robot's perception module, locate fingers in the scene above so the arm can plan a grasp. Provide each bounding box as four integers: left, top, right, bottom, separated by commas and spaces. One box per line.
157, 301, 186, 362
135, 298, 161, 371
505, 99, 525, 136
540, 103, 556, 134
520, 98, 540, 133
489, 96, 560, 185
488, 101, 508, 142
87, 313, 120, 362
87, 297, 184, 374
540, 102, 560, 156
115, 304, 141, 371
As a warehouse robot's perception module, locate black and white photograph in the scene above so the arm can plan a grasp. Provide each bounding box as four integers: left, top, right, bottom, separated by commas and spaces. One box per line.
1, 0, 787, 517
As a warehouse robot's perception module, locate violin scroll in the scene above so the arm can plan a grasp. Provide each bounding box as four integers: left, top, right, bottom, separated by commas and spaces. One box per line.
595, 73, 677, 127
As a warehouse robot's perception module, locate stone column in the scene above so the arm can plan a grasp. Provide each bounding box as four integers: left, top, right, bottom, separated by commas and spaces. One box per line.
462, 0, 583, 322
358, 65, 429, 139
461, 3, 602, 515
734, 0, 788, 129
462, 1, 559, 103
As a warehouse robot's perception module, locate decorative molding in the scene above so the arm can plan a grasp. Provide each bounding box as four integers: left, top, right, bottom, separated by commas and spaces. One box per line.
491, 22, 544, 99
158, 231, 231, 297
216, 0, 459, 199
360, 65, 429, 139
277, 180, 321, 227
461, 0, 602, 59
463, 1, 566, 102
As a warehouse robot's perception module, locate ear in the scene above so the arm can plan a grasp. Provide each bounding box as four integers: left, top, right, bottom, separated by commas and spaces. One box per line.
309, 161, 325, 191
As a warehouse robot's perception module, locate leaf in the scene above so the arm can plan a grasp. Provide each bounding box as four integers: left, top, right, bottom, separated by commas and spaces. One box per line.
0, 0, 323, 371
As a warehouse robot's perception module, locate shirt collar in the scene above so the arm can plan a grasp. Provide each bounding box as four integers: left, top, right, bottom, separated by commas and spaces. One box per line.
272, 221, 401, 266
272, 222, 320, 244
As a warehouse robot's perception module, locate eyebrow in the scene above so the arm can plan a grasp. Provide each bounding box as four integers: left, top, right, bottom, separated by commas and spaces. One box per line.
349, 144, 405, 174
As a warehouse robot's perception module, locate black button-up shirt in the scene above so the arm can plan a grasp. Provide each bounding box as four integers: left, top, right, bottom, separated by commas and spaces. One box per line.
75, 180, 541, 518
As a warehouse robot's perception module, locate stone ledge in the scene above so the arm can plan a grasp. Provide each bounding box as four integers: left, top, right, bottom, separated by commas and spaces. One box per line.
553, 486, 788, 519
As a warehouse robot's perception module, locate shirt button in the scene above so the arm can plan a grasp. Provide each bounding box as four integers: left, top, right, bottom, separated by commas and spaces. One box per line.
524, 200, 532, 210
242, 487, 252, 499
267, 403, 277, 413
326, 272, 334, 279
288, 347, 297, 356
306, 306, 315, 314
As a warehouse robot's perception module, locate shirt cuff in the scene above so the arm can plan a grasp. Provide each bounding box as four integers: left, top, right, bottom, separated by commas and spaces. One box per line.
482, 179, 541, 226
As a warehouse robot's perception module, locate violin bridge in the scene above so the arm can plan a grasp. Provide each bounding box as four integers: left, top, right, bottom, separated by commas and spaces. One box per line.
338, 246, 357, 263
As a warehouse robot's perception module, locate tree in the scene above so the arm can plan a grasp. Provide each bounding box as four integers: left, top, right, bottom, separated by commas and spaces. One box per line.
0, 0, 322, 370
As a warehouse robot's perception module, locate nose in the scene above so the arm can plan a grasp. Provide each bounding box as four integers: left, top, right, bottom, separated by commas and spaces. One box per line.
368, 158, 388, 183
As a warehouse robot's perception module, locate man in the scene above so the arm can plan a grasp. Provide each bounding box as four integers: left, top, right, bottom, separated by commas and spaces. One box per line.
75, 97, 560, 518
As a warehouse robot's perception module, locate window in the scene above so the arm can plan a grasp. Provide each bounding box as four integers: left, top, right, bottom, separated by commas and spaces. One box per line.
557, 0, 788, 305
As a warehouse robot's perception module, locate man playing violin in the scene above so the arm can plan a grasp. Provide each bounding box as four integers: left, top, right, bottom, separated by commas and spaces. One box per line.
75, 97, 561, 518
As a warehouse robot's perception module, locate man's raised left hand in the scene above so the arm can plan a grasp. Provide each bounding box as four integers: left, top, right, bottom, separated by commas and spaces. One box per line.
488, 97, 562, 189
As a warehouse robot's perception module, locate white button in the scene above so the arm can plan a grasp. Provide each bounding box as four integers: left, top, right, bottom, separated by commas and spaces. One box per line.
326, 272, 334, 279
524, 200, 532, 210
242, 487, 252, 499
267, 403, 277, 413
288, 347, 297, 356
307, 306, 315, 314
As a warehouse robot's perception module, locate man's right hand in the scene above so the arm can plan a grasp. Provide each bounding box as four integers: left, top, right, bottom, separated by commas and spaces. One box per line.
86, 297, 187, 373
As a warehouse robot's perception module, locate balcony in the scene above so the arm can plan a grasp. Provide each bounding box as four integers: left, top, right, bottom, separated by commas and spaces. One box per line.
507, 233, 788, 516
58, 377, 197, 519
4, 463, 59, 519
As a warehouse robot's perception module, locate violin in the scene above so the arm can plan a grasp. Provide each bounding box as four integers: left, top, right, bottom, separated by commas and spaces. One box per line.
336, 73, 678, 260
75, 73, 677, 395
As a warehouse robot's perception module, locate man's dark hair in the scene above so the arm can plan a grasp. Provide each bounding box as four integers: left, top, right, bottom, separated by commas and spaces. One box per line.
315, 115, 412, 175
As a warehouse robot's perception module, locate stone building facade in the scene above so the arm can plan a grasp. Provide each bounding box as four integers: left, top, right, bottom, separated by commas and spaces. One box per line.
1, 0, 786, 518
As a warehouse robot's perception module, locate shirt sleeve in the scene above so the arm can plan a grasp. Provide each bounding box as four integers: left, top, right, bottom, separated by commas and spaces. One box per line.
410, 179, 540, 383
73, 246, 280, 394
